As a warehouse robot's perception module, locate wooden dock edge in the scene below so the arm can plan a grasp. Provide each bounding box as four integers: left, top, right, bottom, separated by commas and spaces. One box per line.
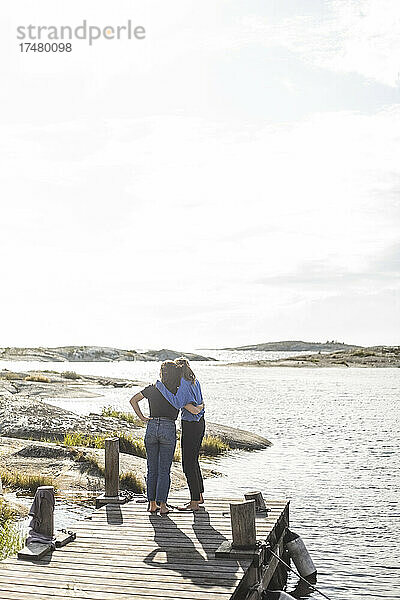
231, 501, 290, 600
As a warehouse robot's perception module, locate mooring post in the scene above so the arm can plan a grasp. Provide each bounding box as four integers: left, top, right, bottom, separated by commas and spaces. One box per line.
105, 437, 120, 498
244, 490, 267, 513
18, 485, 55, 561
96, 436, 127, 508
231, 500, 257, 549
36, 485, 55, 538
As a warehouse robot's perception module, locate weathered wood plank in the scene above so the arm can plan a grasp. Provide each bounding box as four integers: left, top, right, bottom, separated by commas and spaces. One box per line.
0, 574, 237, 596
0, 581, 231, 600
0, 564, 242, 584
1, 556, 245, 575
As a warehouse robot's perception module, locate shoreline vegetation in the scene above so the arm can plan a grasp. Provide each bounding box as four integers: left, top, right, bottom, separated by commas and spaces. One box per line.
0, 497, 23, 560
227, 346, 400, 368
0, 368, 271, 504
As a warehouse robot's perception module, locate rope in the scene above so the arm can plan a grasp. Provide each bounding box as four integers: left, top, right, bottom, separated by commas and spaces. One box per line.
265, 545, 333, 600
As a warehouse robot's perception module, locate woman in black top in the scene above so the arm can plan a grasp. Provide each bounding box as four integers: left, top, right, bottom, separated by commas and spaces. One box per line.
129, 361, 204, 515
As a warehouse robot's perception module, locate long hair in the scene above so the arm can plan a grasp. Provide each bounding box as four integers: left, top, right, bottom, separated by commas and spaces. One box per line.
160, 360, 182, 394
174, 356, 196, 384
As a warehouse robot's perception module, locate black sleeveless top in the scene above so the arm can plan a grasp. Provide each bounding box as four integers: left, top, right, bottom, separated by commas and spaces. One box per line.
141, 385, 178, 420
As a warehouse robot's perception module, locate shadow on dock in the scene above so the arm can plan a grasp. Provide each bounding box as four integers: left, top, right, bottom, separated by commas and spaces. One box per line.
106, 503, 123, 525
192, 509, 226, 558
144, 511, 240, 588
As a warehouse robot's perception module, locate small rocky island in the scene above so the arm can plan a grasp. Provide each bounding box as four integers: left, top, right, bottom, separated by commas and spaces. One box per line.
0, 346, 215, 362
229, 346, 400, 368
223, 340, 360, 352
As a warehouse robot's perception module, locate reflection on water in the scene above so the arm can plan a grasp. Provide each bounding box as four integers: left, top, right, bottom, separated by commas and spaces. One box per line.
3, 357, 399, 599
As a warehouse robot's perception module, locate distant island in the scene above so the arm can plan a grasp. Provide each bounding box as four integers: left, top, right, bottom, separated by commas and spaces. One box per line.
227, 346, 400, 368
222, 340, 361, 352
0, 346, 215, 362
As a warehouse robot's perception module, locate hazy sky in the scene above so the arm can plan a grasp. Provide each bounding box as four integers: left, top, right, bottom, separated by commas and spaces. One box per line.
1, 0, 399, 350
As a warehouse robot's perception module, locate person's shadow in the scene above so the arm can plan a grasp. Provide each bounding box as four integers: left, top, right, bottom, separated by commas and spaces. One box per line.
192, 509, 228, 558
144, 512, 241, 588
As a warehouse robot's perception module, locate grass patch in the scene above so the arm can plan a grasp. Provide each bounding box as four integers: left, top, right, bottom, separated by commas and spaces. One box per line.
63, 432, 106, 449
0, 471, 57, 494
0, 500, 15, 527
200, 435, 229, 457
63, 431, 147, 459
24, 374, 51, 383
172, 435, 229, 461
117, 433, 146, 458
61, 371, 81, 380
119, 472, 145, 494
0, 499, 23, 560
102, 406, 145, 427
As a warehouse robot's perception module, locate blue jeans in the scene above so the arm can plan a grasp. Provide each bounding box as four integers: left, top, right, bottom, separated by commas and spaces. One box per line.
144, 418, 176, 503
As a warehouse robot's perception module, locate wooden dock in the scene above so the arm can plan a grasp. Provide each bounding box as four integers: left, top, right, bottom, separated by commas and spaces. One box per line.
0, 495, 289, 600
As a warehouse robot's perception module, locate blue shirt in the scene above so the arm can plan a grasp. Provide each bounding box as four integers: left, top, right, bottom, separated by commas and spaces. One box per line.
156, 377, 205, 422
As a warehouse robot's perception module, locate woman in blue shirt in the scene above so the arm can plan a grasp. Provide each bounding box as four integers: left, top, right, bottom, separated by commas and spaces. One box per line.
156, 357, 205, 511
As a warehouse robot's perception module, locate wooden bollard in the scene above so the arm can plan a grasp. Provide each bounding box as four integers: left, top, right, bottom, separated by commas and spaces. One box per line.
244, 490, 266, 512
105, 437, 120, 498
230, 500, 257, 549
35, 486, 55, 538
18, 485, 55, 560
96, 436, 128, 507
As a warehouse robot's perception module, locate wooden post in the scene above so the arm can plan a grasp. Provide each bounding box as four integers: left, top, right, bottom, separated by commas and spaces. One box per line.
105, 437, 120, 498
35, 486, 55, 538
18, 486, 55, 561
0, 476, 3, 495
230, 500, 256, 549
96, 436, 127, 508
244, 490, 266, 512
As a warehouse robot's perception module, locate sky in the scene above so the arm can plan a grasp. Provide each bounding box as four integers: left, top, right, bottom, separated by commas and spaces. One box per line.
1, 0, 399, 350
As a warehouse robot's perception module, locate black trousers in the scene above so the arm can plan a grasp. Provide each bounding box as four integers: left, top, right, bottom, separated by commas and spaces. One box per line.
181, 417, 205, 501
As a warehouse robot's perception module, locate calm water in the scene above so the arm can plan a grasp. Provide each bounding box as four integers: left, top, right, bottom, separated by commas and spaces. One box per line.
3, 356, 399, 599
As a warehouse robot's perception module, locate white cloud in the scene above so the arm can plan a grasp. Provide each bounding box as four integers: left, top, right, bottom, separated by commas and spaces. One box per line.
240, 0, 400, 88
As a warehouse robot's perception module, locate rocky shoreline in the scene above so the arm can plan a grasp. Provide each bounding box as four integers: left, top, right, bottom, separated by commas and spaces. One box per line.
228, 346, 400, 368
0, 346, 215, 362
0, 368, 271, 498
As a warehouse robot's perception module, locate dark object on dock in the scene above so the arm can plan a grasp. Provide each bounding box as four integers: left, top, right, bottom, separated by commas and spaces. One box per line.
55, 529, 77, 548
18, 485, 55, 561
284, 529, 317, 582
96, 437, 129, 508
18, 486, 77, 561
